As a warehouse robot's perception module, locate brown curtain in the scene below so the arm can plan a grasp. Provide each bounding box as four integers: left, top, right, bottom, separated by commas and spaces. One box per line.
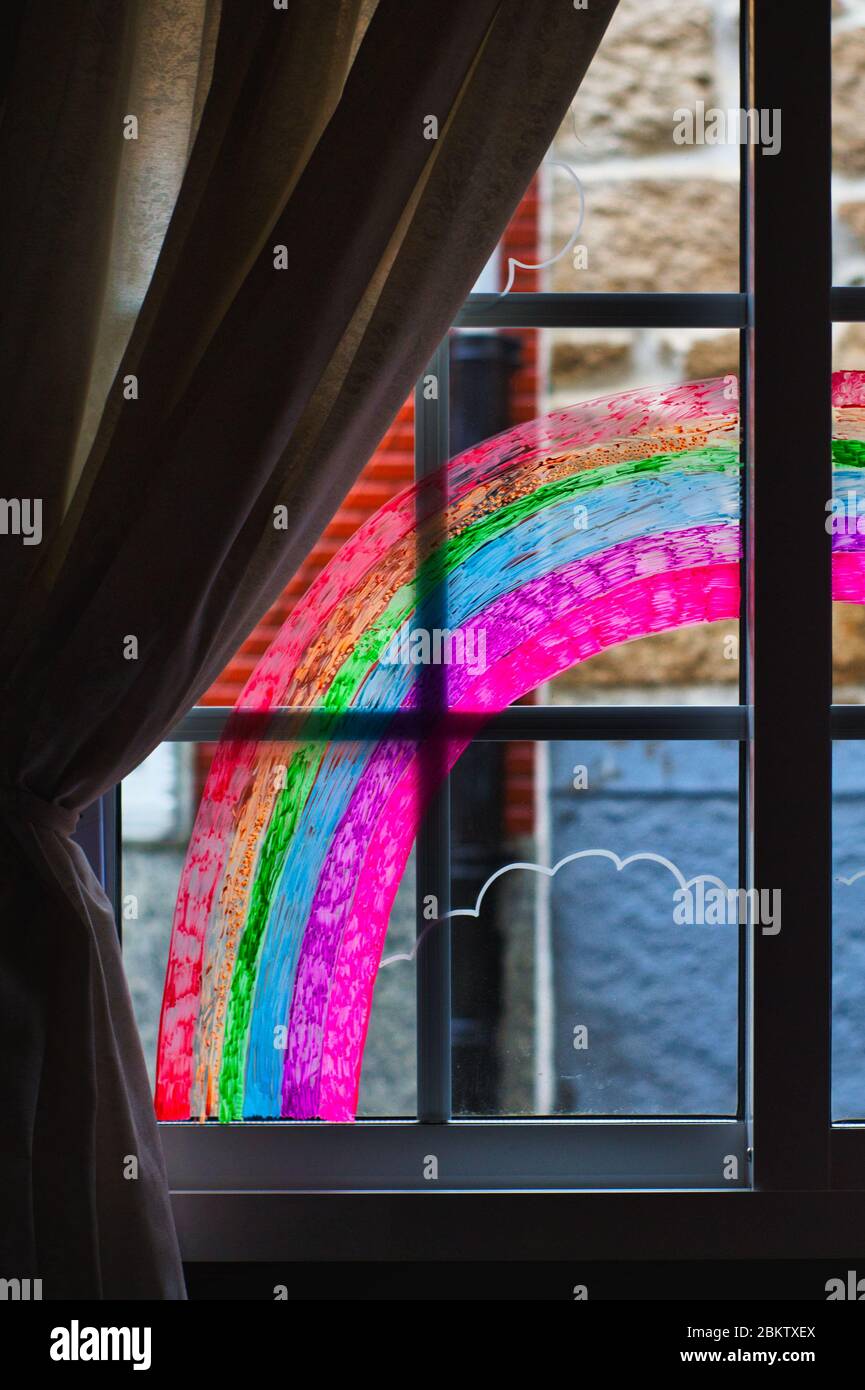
0, 0, 619, 1298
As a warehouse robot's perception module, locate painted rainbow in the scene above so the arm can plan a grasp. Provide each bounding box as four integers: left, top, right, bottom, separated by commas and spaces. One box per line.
155, 372, 865, 1122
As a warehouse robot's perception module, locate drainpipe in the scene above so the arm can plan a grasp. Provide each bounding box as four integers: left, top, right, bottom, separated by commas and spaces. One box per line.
449, 330, 521, 1114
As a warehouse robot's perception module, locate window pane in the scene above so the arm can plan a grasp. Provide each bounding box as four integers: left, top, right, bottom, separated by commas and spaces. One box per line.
122, 743, 195, 1090
833, 5, 865, 285
833, 741, 865, 1120
495, 0, 740, 296
121, 742, 417, 1120
198, 398, 415, 708
356, 850, 416, 1120
454, 330, 742, 705
543, 332, 742, 703
451, 738, 741, 1117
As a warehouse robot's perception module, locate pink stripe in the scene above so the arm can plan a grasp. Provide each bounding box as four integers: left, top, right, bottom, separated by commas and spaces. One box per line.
833, 372, 865, 408
833, 550, 865, 601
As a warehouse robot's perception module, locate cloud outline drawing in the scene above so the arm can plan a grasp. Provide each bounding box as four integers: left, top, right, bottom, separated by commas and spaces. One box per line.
498, 106, 587, 299
380, 848, 732, 968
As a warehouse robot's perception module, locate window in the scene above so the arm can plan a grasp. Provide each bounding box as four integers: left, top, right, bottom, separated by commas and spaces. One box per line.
73, 1, 860, 1260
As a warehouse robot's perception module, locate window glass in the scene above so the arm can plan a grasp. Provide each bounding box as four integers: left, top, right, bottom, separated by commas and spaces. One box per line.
496, 0, 741, 296
452, 739, 740, 1117
534, 326, 742, 703
122, 743, 417, 1119
833, 741, 865, 1120
833, 4, 865, 285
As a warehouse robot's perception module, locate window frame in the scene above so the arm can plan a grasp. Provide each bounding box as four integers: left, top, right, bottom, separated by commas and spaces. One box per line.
77, 0, 865, 1261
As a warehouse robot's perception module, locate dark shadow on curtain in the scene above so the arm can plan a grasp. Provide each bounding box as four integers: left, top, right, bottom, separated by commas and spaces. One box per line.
0, 0, 618, 1297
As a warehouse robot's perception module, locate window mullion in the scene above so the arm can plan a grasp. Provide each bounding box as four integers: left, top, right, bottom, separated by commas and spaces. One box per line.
748, 0, 833, 1189
414, 340, 452, 1124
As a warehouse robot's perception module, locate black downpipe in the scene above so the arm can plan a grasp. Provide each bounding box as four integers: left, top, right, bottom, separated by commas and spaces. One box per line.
448, 333, 520, 1115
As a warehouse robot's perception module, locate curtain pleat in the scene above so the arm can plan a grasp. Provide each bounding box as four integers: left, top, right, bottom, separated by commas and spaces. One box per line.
0, 0, 618, 1297
0, 0, 137, 598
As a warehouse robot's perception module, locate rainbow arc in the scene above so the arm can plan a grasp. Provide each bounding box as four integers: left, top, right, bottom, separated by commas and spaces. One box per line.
155, 373, 865, 1122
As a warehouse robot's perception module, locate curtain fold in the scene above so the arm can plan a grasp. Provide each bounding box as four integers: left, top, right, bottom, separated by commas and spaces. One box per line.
0, 0, 619, 1297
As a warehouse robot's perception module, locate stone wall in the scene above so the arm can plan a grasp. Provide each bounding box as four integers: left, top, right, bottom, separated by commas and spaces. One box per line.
541, 0, 865, 693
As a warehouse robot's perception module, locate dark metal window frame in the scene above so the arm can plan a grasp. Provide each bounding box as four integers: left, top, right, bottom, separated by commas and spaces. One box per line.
80, 1, 865, 1259
151, 304, 750, 1204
